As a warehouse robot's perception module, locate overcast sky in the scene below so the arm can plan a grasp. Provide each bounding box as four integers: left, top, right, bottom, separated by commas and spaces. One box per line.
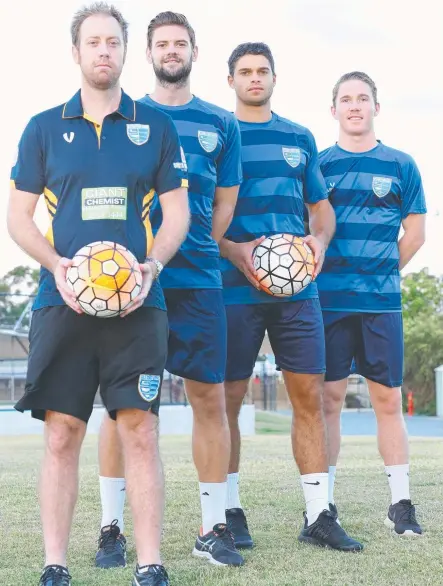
1, 0, 442, 277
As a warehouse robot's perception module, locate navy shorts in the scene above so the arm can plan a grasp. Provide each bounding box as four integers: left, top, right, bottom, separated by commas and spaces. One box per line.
225, 298, 325, 381
164, 289, 226, 384
323, 311, 403, 388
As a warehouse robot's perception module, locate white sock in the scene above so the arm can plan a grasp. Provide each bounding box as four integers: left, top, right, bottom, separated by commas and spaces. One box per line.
226, 473, 242, 510
300, 473, 329, 525
199, 482, 227, 535
385, 464, 410, 504
328, 466, 337, 504
99, 476, 126, 533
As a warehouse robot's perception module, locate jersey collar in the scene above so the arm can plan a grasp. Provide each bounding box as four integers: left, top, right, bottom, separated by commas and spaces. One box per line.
62, 89, 136, 121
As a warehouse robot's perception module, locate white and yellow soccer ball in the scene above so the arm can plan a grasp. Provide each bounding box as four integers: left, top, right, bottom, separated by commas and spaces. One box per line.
252, 233, 314, 297
66, 241, 142, 317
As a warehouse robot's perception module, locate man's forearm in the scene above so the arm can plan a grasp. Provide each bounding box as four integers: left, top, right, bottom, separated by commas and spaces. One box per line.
8, 216, 60, 273
219, 237, 237, 259
398, 232, 425, 271
309, 202, 336, 248
211, 202, 236, 243
149, 214, 189, 266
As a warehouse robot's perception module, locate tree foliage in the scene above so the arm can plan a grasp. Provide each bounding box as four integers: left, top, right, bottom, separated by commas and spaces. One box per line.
0, 266, 39, 328
401, 269, 443, 414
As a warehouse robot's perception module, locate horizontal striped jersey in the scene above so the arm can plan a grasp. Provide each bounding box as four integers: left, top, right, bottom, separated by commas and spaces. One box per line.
139, 95, 242, 289
317, 142, 427, 312
221, 113, 328, 305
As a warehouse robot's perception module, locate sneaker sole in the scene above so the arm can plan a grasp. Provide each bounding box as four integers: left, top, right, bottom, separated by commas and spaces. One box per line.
234, 540, 254, 550
298, 535, 363, 552
192, 548, 244, 567
384, 517, 422, 536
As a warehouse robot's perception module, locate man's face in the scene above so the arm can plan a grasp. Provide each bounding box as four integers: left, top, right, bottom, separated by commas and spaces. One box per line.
73, 14, 125, 90
147, 25, 197, 85
332, 79, 379, 136
228, 54, 275, 106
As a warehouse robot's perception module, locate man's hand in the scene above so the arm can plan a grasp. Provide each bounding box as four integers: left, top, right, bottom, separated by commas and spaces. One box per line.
303, 235, 325, 280
53, 257, 83, 314
225, 236, 266, 289
120, 262, 155, 317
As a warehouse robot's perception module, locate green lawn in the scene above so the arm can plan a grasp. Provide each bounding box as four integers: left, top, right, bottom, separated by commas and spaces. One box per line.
0, 428, 442, 586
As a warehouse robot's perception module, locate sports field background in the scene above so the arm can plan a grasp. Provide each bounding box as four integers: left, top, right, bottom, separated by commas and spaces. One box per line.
1, 412, 442, 586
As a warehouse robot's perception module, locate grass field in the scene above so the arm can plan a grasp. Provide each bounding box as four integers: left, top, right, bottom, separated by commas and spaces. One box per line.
0, 412, 442, 586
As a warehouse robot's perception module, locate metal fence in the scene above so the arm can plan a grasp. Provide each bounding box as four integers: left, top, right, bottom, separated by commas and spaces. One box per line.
0, 359, 369, 409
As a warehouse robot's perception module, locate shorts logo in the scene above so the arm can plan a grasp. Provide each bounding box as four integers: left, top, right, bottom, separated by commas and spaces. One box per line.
372, 176, 392, 198
198, 131, 218, 153
282, 147, 301, 168
127, 124, 150, 146
138, 374, 160, 402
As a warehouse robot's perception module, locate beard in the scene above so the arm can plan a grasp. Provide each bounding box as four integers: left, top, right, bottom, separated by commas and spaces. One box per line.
153, 57, 192, 88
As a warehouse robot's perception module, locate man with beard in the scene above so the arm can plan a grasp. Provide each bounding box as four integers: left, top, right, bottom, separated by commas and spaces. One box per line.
8, 4, 189, 586
220, 43, 363, 551
95, 12, 244, 569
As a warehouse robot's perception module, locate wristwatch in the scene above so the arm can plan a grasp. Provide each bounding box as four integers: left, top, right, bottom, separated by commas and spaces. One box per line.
145, 257, 163, 279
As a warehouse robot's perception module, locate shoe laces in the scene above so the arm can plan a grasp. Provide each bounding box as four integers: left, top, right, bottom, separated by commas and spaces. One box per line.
213, 523, 236, 549
99, 519, 121, 553
310, 510, 337, 541
41, 565, 71, 584
138, 564, 168, 578
396, 500, 418, 524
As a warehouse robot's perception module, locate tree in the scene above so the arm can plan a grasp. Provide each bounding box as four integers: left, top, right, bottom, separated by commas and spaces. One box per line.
401, 268, 443, 321
403, 314, 443, 414
401, 269, 443, 414
0, 266, 39, 328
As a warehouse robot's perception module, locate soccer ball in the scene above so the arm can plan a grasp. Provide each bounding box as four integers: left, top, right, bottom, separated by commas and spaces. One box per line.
252, 234, 314, 297
66, 241, 143, 317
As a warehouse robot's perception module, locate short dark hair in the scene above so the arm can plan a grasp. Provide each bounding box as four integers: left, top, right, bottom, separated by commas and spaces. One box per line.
228, 42, 275, 76
332, 71, 378, 106
71, 2, 128, 48
147, 11, 196, 49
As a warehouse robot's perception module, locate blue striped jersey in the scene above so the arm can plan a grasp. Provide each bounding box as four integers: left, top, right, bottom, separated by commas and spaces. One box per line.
139, 95, 242, 289
317, 142, 427, 312
221, 113, 328, 305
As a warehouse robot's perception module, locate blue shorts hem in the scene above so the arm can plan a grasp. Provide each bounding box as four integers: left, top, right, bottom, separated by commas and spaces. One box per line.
279, 366, 326, 375
360, 373, 403, 388
166, 368, 224, 385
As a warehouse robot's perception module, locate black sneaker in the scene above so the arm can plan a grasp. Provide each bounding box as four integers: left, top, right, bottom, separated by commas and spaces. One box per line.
95, 519, 127, 568
193, 523, 245, 566
132, 564, 169, 586
384, 499, 422, 536
39, 565, 71, 585
329, 502, 341, 525
298, 509, 363, 552
226, 508, 254, 549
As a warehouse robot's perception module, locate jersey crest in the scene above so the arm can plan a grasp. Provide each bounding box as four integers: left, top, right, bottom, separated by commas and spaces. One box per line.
372, 176, 392, 198
282, 147, 301, 168
198, 130, 218, 153
127, 124, 150, 146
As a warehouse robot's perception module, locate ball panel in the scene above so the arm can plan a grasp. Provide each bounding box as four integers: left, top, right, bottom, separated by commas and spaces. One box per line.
102, 259, 119, 276
69, 241, 143, 317
252, 233, 315, 298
